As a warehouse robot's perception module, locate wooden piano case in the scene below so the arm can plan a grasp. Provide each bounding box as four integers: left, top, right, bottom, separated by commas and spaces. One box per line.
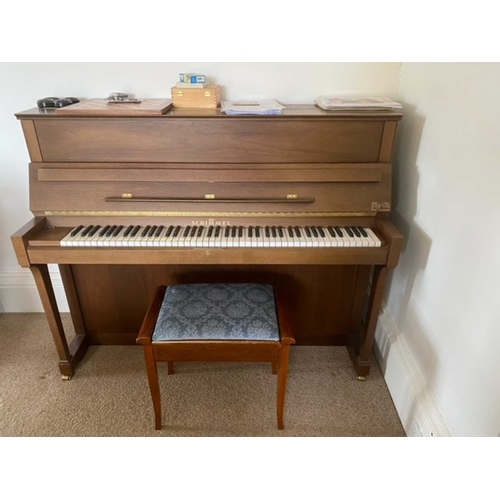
12, 105, 403, 379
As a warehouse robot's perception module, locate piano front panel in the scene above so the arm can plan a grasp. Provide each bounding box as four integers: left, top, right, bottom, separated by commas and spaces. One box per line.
33, 118, 385, 163
29, 163, 392, 215
69, 263, 364, 346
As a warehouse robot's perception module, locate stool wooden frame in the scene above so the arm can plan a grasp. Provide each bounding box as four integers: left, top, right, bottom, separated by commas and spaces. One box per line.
136, 285, 296, 430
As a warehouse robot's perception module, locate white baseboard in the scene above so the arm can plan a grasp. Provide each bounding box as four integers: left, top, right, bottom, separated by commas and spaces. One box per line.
0, 271, 69, 313
374, 306, 451, 437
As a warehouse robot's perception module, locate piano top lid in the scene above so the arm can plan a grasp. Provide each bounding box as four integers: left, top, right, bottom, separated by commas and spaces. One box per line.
15, 103, 403, 120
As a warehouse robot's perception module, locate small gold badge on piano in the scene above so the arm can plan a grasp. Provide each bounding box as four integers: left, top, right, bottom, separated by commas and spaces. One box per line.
122, 193, 133, 199
205, 194, 216, 199
371, 201, 390, 212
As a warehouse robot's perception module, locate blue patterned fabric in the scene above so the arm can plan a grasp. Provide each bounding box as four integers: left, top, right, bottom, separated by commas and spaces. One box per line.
152, 283, 280, 342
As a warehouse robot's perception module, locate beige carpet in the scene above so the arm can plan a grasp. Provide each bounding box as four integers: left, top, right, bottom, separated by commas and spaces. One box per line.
0, 313, 405, 437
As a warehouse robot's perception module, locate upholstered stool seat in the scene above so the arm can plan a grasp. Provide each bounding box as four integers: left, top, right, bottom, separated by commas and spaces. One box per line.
137, 283, 295, 430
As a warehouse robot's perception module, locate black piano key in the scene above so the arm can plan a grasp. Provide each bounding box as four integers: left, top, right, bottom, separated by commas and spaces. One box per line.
113, 225, 124, 237
265, 226, 270, 237
317, 227, 325, 237
288, 227, 294, 237
249, 226, 253, 238
131, 225, 141, 237
123, 225, 134, 237
256, 227, 261, 238
182, 226, 190, 237
166, 225, 174, 237
207, 226, 214, 237
238, 226, 243, 238
305, 227, 312, 237
215, 226, 221, 237
358, 226, 368, 237
225, 227, 230, 237
141, 225, 150, 237
81, 225, 93, 237
99, 225, 111, 237
106, 225, 117, 237
197, 226, 203, 237
327, 226, 336, 237
352, 226, 361, 237
231, 227, 236, 238
271, 227, 277, 238
173, 226, 181, 237
70, 225, 84, 237
278, 227, 284, 238
155, 225, 165, 237
190, 226, 197, 237
345, 227, 354, 237
294, 227, 301, 237
334, 226, 343, 237
311, 227, 318, 237
88, 225, 101, 237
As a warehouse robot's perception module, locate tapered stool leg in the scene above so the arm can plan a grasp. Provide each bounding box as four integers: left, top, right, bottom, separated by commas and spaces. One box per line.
277, 344, 291, 430
144, 345, 162, 430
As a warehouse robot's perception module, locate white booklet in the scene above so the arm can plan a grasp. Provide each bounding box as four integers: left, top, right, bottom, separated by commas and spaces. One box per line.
221, 99, 285, 115
315, 96, 402, 111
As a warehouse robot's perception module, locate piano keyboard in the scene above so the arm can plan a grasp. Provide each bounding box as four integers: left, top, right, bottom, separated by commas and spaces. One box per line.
60, 225, 382, 248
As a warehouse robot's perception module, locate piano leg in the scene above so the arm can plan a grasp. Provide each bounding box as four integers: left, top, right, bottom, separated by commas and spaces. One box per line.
348, 265, 389, 380
30, 264, 89, 379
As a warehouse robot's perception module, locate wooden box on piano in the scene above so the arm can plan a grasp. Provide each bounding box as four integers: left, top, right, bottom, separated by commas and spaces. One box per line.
171, 85, 221, 108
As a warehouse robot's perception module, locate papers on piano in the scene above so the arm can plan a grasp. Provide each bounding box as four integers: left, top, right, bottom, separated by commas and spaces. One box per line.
221, 99, 285, 115
315, 96, 402, 111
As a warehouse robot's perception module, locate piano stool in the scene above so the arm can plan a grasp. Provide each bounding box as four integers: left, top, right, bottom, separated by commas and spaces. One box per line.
136, 283, 296, 430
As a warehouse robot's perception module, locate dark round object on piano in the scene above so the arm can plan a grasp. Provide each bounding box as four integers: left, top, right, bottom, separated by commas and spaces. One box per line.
64, 97, 80, 103
54, 98, 74, 108
37, 98, 58, 109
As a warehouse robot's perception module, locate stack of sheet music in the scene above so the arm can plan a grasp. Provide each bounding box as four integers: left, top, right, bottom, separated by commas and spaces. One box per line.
315, 96, 402, 111
221, 99, 285, 115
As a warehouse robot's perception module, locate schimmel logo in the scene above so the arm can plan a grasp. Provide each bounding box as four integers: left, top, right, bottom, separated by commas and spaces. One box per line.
191, 219, 232, 226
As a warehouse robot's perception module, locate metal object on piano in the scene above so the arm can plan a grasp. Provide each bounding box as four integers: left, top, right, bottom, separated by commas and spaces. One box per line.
106, 92, 142, 104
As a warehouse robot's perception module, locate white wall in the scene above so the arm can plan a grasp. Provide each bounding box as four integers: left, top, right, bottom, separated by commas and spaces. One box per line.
0, 62, 400, 312
377, 63, 500, 436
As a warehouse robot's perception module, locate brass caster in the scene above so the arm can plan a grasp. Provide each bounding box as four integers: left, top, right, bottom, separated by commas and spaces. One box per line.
62, 374, 72, 381
356, 375, 366, 382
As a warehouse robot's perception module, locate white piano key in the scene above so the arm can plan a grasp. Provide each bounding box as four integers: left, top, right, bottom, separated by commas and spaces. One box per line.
121, 226, 139, 247
365, 228, 382, 247
344, 228, 360, 248
83, 227, 98, 247
324, 228, 338, 247
113, 226, 129, 247
60, 230, 76, 247
169, 226, 180, 247
357, 229, 372, 248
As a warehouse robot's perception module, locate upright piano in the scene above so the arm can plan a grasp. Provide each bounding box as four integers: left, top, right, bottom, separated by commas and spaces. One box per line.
12, 103, 403, 380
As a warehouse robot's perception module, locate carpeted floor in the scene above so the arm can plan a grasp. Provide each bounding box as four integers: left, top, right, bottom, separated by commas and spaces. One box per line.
0, 313, 405, 437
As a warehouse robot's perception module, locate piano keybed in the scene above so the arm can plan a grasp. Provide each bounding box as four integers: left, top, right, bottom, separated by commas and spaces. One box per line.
60, 224, 382, 248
